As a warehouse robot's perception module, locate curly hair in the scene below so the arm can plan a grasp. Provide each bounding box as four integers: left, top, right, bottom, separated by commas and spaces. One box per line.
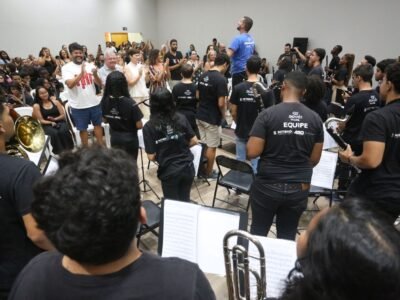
32, 146, 141, 265
281, 198, 400, 300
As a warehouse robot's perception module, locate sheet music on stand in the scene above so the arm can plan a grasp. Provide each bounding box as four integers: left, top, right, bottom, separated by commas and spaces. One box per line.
311, 150, 338, 189
248, 235, 297, 299
160, 200, 247, 276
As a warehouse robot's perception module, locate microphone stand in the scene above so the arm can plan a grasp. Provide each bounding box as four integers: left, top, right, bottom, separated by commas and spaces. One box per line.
138, 146, 160, 201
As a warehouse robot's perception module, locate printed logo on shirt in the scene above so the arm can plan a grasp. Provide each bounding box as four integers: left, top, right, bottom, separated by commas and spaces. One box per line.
184, 89, 192, 96
283, 111, 309, 129
76, 73, 94, 89
391, 133, 400, 139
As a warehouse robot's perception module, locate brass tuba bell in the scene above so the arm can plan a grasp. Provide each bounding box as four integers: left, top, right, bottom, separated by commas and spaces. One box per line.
6, 108, 46, 159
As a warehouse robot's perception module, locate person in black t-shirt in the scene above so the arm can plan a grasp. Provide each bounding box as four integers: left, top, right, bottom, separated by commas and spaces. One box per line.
0, 103, 53, 298
164, 39, 186, 90
247, 72, 324, 240
375, 58, 397, 105
308, 48, 325, 79
342, 64, 380, 155
277, 43, 296, 71
230, 55, 275, 173
196, 53, 229, 178
144, 88, 198, 201
303, 75, 328, 121
9, 147, 215, 300
101, 71, 143, 159
172, 64, 199, 138
325, 45, 342, 77
330, 53, 355, 105
339, 63, 400, 223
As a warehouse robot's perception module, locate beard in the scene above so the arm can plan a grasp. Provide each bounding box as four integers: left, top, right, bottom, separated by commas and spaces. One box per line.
236, 25, 241, 31
73, 57, 83, 65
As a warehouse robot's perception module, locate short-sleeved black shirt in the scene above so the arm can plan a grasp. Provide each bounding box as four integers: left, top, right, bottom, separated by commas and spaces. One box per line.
196, 70, 228, 125
143, 113, 195, 180
164, 51, 184, 81
172, 82, 198, 127
329, 55, 340, 73
351, 98, 400, 202
334, 66, 348, 82
0, 155, 42, 290
230, 81, 274, 138
250, 102, 324, 182
9, 251, 216, 300
343, 90, 380, 145
101, 96, 143, 134
308, 66, 324, 79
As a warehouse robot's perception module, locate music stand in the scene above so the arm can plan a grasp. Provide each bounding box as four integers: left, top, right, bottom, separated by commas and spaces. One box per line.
137, 127, 160, 200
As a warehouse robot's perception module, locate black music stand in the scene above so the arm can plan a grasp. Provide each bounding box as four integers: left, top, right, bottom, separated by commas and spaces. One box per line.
138, 147, 160, 201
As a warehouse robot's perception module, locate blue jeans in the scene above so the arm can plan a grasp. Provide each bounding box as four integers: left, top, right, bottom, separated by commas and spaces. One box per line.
236, 137, 259, 174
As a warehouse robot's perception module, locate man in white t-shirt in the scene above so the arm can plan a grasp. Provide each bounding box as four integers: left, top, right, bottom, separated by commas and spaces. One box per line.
98, 48, 123, 87
62, 42, 103, 146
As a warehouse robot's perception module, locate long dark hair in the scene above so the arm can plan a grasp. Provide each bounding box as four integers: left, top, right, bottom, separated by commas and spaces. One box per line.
149, 88, 183, 134
304, 75, 326, 105
102, 71, 130, 99
148, 49, 160, 66
281, 198, 400, 300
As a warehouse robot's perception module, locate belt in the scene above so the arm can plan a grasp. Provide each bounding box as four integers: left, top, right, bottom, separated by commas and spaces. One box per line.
269, 183, 310, 191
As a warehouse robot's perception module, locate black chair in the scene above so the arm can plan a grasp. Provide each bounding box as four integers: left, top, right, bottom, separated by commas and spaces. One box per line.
212, 155, 254, 211
136, 200, 161, 246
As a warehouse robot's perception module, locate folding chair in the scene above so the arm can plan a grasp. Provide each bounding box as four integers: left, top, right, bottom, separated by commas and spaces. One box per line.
212, 155, 254, 211
136, 200, 161, 246
64, 101, 111, 148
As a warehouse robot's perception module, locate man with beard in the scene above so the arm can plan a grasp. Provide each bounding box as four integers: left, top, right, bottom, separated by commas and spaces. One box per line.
62, 42, 103, 146
227, 16, 255, 87
339, 63, 400, 223
164, 39, 186, 89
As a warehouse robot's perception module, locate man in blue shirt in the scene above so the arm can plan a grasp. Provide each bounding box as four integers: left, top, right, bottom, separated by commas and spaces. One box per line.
227, 16, 255, 87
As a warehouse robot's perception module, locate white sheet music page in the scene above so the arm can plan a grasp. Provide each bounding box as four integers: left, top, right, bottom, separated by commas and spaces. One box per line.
161, 200, 200, 263
311, 151, 338, 189
249, 236, 297, 299
196, 208, 240, 275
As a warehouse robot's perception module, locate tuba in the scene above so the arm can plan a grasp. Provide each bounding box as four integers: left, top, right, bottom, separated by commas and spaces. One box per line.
224, 230, 266, 300
6, 108, 46, 159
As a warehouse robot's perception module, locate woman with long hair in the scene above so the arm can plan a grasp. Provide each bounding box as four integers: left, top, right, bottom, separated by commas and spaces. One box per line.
143, 88, 198, 201
148, 49, 170, 94
280, 198, 400, 300
38, 47, 57, 76
331, 53, 355, 103
101, 71, 143, 159
33, 86, 74, 154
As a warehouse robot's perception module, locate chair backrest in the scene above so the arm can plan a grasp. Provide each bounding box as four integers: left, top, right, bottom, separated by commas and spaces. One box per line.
216, 155, 254, 175
14, 106, 33, 117
63, 101, 78, 146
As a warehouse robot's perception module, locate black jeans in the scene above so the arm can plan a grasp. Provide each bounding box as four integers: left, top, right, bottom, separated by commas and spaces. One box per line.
250, 180, 309, 240
161, 165, 195, 202
232, 71, 247, 87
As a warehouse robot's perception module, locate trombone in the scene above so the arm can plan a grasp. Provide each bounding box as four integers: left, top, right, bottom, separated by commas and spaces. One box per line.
224, 230, 266, 300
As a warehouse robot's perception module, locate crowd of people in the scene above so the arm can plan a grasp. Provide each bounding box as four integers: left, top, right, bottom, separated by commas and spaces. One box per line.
1, 14, 400, 300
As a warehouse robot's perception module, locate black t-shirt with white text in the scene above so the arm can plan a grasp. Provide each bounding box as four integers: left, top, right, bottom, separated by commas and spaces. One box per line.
172, 82, 198, 128
196, 70, 228, 125
343, 90, 380, 146
250, 102, 324, 182
101, 96, 143, 135
0, 155, 42, 290
9, 251, 216, 300
143, 113, 195, 180
351, 99, 400, 202
230, 81, 274, 138
164, 51, 184, 81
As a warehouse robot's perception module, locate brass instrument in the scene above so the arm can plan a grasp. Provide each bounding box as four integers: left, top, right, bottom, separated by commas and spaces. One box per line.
6, 108, 46, 159
324, 112, 352, 150
224, 230, 266, 300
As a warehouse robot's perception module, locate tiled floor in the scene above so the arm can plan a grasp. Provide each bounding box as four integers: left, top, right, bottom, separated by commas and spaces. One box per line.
136, 141, 333, 299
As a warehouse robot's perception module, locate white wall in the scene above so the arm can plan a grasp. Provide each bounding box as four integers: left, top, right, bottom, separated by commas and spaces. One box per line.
156, 0, 400, 67
0, 0, 158, 57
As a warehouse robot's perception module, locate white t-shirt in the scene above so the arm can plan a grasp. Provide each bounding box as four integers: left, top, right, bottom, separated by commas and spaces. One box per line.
62, 62, 99, 109
126, 62, 149, 99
